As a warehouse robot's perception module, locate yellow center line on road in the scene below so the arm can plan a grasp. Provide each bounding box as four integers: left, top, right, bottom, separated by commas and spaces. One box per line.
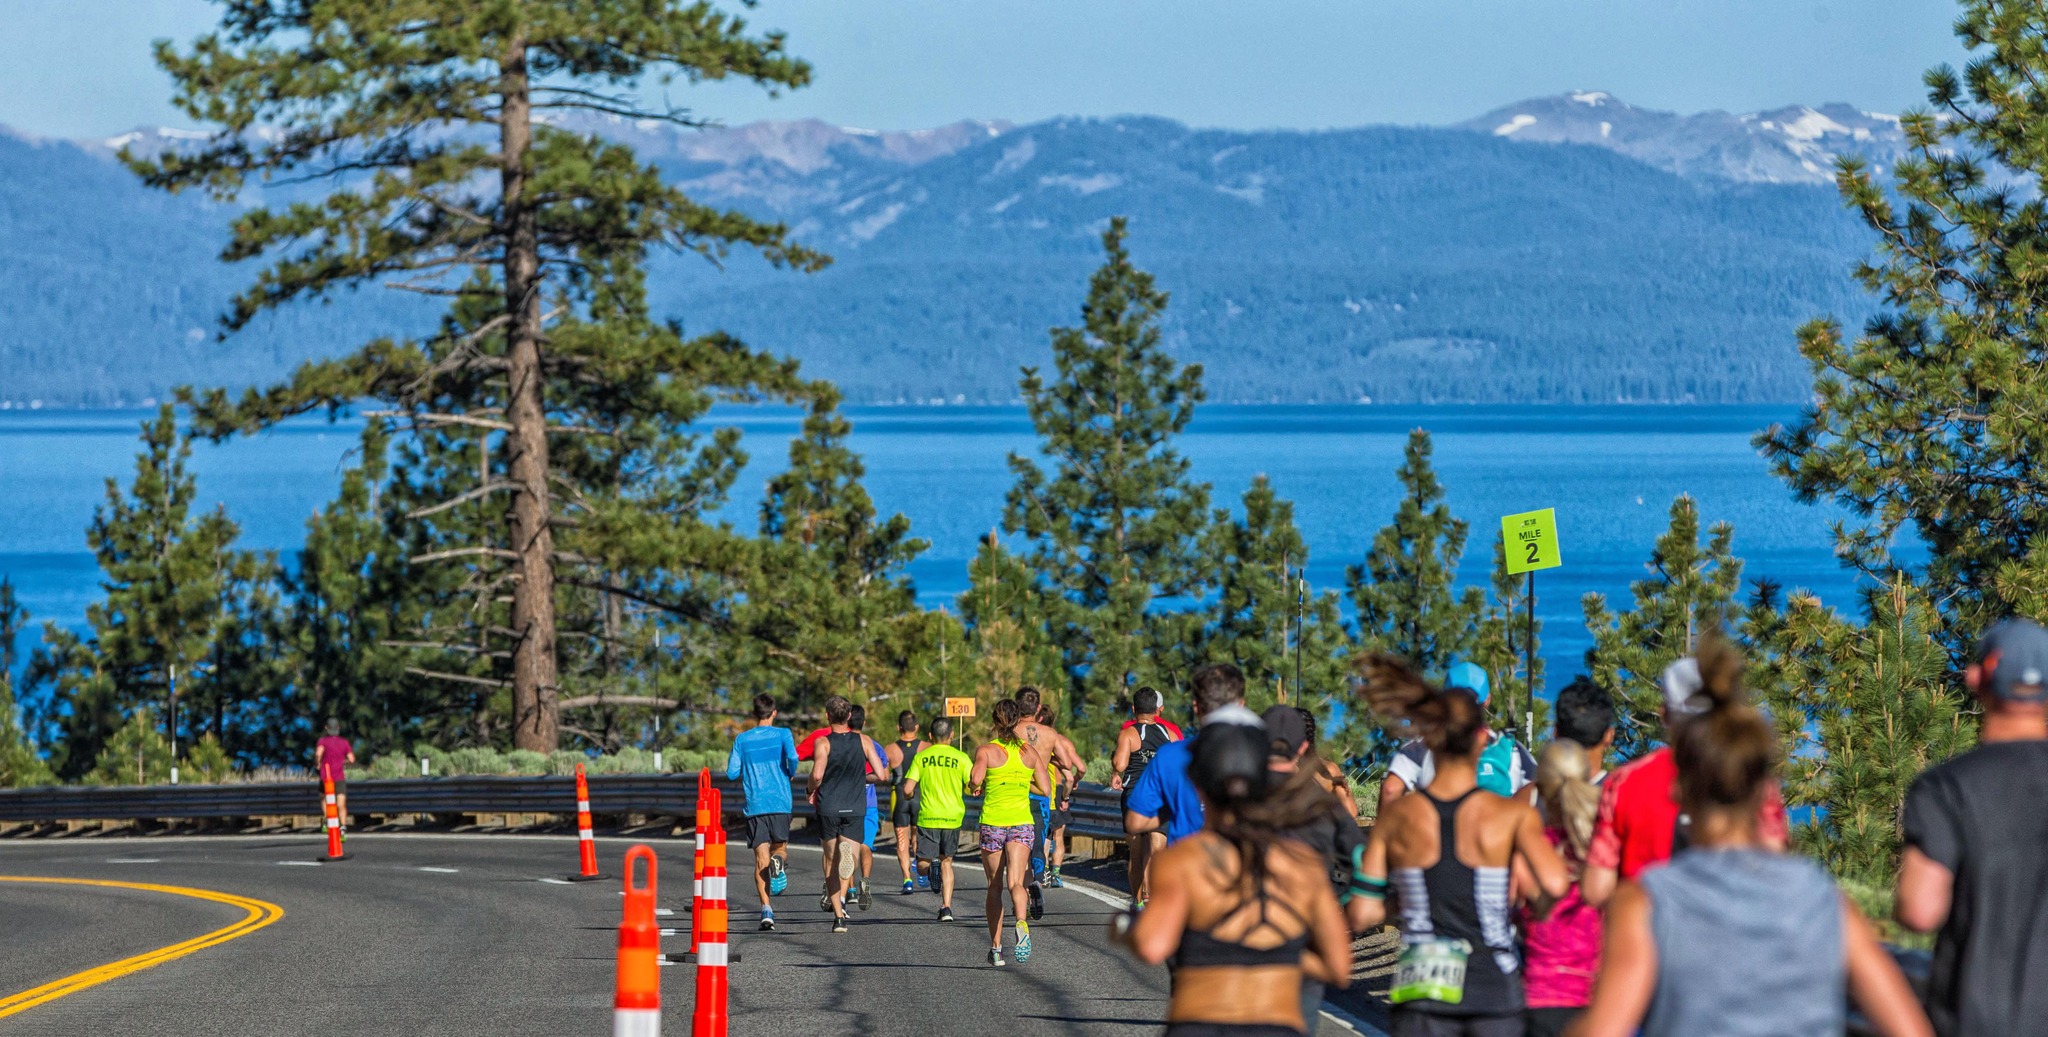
0, 876, 285, 1019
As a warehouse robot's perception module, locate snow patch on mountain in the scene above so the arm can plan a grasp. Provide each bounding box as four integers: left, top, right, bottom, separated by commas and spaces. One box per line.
1495, 114, 1538, 136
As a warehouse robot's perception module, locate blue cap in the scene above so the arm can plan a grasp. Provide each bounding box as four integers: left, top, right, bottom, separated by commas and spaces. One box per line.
1445, 662, 1489, 704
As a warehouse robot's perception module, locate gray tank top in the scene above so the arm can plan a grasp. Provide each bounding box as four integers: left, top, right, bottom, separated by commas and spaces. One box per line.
1639, 848, 1844, 1037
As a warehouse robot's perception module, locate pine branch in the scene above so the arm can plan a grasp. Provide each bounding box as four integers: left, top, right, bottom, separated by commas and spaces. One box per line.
404, 667, 510, 689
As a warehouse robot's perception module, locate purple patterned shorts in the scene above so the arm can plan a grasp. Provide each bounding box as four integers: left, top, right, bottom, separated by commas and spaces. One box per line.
978, 823, 1036, 854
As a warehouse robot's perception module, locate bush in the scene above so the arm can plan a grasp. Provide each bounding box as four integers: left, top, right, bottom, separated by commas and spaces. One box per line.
181, 734, 236, 784
505, 750, 549, 775
447, 747, 511, 775
87, 712, 175, 786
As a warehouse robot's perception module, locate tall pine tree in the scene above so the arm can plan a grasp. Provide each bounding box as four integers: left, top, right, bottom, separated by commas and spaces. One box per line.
1203, 476, 1347, 716
1348, 430, 1484, 674
134, 2, 826, 750
1002, 217, 1211, 749
1757, 0, 2048, 643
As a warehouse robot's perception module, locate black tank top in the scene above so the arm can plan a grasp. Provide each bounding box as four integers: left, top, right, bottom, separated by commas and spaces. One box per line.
1390, 789, 1522, 1016
893, 738, 923, 791
1127, 721, 1172, 781
818, 731, 866, 817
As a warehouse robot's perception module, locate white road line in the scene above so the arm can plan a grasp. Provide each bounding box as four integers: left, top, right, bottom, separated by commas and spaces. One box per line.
654, 908, 676, 916
417, 866, 459, 873
1318, 1001, 1389, 1037
1058, 874, 1132, 910
105, 858, 160, 864
276, 861, 322, 867
537, 877, 573, 885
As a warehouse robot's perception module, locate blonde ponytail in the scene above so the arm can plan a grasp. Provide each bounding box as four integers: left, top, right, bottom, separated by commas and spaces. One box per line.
1536, 739, 1599, 862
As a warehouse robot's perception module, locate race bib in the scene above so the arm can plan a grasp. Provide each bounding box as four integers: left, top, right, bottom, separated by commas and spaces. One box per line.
1390, 936, 1471, 1005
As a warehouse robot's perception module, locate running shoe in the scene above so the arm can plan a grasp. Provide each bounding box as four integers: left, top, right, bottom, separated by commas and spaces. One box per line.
900, 880, 914, 895
819, 892, 832, 912
986, 947, 1005, 967
937, 906, 955, 922
767, 855, 787, 896
1014, 922, 1033, 963
1027, 883, 1044, 920
1046, 869, 1064, 889
913, 867, 931, 891
831, 914, 849, 934
858, 881, 873, 911
760, 914, 777, 932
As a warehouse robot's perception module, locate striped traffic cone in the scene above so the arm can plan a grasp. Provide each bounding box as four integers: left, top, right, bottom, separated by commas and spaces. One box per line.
570, 762, 603, 881
613, 845, 661, 1037
690, 807, 729, 1037
321, 774, 347, 861
689, 771, 709, 957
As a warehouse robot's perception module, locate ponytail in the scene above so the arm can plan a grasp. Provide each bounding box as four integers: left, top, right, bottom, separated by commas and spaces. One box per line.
1536, 739, 1599, 861
1354, 654, 1486, 757
991, 699, 1027, 744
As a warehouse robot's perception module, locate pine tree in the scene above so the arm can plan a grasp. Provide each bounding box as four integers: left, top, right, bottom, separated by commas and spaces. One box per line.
30, 407, 262, 778
1756, 0, 2048, 643
1580, 495, 1745, 753
0, 579, 53, 788
1002, 217, 1212, 747
88, 709, 176, 787
1348, 430, 1485, 674
1203, 476, 1347, 715
133, 2, 826, 751
959, 534, 1067, 718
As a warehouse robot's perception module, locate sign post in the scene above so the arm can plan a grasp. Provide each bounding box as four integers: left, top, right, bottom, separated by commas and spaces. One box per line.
1500, 508, 1563, 724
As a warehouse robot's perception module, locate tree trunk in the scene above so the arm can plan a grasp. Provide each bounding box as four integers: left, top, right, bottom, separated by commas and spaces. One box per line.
500, 37, 560, 752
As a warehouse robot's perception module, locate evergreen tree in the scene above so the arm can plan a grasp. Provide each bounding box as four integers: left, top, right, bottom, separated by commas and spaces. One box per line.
1757, 0, 2048, 643
1002, 217, 1212, 748
1348, 430, 1485, 674
0, 579, 53, 788
87, 709, 176, 787
134, 2, 826, 751
30, 407, 262, 778
1203, 476, 1347, 716
182, 733, 238, 784
959, 534, 1067, 717
1580, 495, 1745, 753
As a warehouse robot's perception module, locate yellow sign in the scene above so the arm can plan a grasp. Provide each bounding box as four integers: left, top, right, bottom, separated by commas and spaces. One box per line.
944, 697, 977, 718
1501, 508, 1562, 575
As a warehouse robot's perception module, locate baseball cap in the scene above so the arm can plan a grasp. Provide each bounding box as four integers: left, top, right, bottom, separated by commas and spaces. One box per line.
1445, 661, 1490, 705
1975, 618, 2048, 703
1660, 657, 1707, 717
1260, 704, 1309, 755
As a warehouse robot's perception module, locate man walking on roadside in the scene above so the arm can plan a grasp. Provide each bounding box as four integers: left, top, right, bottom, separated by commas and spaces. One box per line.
1896, 618, 2048, 1037
1124, 663, 1259, 847
314, 719, 354, 839
885, 710, 926, 894
902, 716, 972, 922
725, 693, 798, 931
807, 696, 889, 933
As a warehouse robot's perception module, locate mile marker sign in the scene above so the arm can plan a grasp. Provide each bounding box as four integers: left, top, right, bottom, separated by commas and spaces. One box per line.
1502, 508, 1562, 575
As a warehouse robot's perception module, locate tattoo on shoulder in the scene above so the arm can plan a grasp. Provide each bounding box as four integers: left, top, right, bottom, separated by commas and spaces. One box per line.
1024, 729, 1039, 744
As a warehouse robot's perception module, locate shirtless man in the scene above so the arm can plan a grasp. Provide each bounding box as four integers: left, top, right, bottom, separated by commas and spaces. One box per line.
1011, 687, 1084, 911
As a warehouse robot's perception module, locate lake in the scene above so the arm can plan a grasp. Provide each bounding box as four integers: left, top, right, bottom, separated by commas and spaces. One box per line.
0, 404, 1894, 690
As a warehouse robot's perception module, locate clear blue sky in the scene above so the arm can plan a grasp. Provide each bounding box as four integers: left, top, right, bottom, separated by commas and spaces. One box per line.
4, 0, 1969, 139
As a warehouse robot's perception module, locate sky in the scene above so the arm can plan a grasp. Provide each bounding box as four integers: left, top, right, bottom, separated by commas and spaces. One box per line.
2, 0, 1971, 139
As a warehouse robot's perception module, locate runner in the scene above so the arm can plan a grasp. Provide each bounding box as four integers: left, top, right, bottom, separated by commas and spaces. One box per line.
1111, 686, 1182, 906
1033, 704, 1083, 888
1517, 739, 1602, 1037
805, 696, 890, 933
1125, 663, 1262, 846
1297, 705, 1358, 821
1377, 662, 1536, 816
901, 716, 972, 922
1578, 656, 1789, 907
725, 693, 798, 931
968, 699, 1051, 966
1349, 654, 1572, 1037
1012, 686, 1082, 917
1263, 704, 1368, 1036
848, 705, 883, 911
1112, 721, 1352, 1036
1566, 636, 1929, 1037
884, 709, 926, 894
1895, 618, 2048, 1037
314, 719, 354, 840
1551, 676, 1615, 783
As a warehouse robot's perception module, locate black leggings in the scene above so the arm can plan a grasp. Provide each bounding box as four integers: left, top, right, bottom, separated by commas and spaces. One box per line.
1163, 1024, 1304, 1037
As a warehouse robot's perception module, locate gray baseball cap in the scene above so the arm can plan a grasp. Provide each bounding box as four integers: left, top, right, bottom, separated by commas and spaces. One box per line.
1975, 618, 2048, 703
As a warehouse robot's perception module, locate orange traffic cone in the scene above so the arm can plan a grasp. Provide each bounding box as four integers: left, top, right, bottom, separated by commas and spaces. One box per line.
321, 774, 347, 861
689, 770, 709, 957
690, 804, 729, 1037
614, 845, 661, 1037
570, 762, 603, 881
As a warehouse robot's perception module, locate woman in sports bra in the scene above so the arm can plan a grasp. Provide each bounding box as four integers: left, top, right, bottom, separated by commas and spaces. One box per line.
1113, 722, 1352, 1036
1350, 655, 1572, 1037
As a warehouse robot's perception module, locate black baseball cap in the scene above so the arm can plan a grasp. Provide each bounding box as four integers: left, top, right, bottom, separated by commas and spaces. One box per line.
1975, 618, 2048, 703
1260, 704, 1309, 756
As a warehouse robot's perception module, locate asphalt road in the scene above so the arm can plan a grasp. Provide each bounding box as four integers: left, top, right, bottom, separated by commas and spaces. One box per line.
0, 833, 1378, 1036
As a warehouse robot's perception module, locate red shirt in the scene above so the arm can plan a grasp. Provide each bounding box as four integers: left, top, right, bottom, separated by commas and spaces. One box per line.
315, 736, 352, 783
797, 727, 875, 773
1586, 746, 1789, 879
1121, 717, 1184, 739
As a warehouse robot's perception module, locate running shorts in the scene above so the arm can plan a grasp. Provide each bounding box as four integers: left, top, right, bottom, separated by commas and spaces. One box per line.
1049, 803, 1072, 829
917, 827, 961, 861
861, 805, 879, 848
978, 823, 1035, 854
745, 813, 790, 848
891, 791, 918, 828
1387, 1010, 1522, 1037
817, 814, 860, 843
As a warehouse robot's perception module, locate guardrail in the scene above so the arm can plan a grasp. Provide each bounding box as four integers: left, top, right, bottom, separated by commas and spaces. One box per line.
0, 776, 1136, 840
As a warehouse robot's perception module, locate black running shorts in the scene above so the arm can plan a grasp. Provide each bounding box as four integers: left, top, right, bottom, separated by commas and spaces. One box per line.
1049, 804, 1072, 829
916, 826, 961, 861
816, 814, 860, 843
745, 812, 790, 849
891, 792, 918, 828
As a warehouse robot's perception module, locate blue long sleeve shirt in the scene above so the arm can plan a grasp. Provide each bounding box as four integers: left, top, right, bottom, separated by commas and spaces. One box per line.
726, 725, 798, 817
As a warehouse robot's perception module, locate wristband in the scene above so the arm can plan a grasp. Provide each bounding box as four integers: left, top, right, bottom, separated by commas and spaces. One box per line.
1347, 874, 1389, 903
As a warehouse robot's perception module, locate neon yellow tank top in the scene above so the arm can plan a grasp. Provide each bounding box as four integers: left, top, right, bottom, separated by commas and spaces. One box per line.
980, 742, 1034, 827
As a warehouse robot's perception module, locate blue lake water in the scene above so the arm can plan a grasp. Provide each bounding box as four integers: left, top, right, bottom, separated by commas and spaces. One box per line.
0, 404, 1899, 689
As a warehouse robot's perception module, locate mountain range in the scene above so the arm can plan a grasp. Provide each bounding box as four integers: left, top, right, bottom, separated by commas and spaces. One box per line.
0, 93, 1905, 407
